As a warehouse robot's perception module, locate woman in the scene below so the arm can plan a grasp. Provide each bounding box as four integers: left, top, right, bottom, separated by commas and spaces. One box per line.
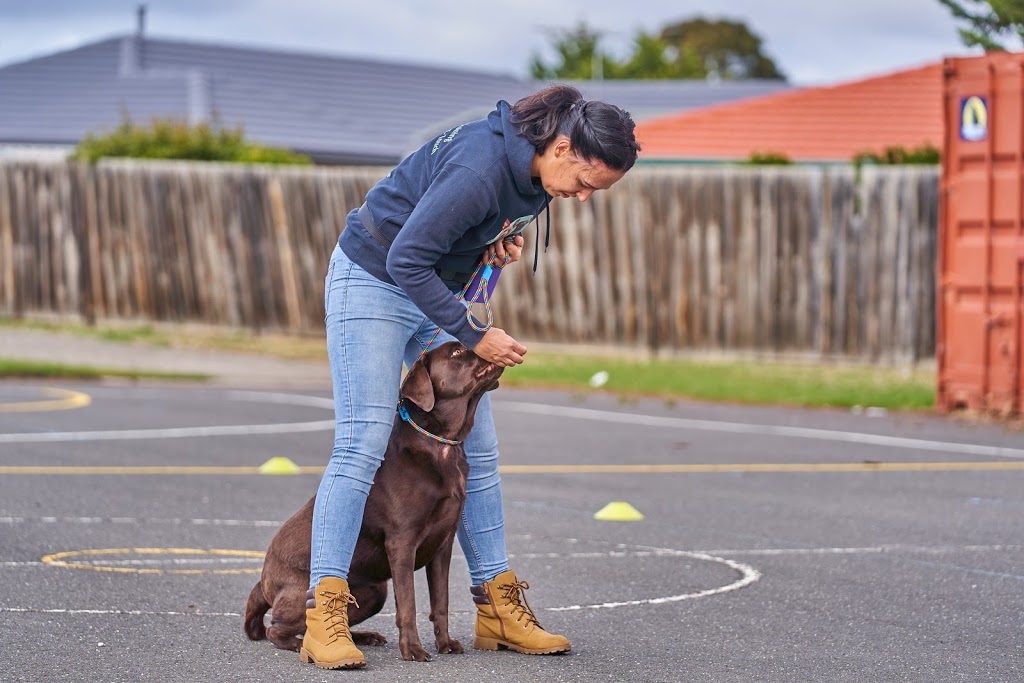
303, 83, 640, 669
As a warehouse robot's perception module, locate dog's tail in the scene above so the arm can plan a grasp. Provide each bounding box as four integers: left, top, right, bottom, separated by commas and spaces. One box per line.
243, 581, 270, 641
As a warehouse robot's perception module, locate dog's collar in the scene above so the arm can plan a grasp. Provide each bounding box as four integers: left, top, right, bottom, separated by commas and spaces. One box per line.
397, 401, 462, 446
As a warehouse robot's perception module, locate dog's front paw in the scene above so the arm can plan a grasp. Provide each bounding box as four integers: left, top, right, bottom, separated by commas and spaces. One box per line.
352, 630, 387, 647
435, 637, 463, 655
399, 641, 431, 662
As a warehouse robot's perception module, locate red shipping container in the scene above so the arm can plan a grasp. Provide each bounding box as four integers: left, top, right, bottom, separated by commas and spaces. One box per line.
939, 52, 1024, 413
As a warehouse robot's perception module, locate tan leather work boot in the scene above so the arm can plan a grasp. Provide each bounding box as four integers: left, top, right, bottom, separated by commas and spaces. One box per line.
472, 569, 571, 655
299, 577, 366, 669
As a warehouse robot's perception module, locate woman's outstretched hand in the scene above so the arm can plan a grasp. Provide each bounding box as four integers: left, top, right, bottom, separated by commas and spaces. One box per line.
472, 328, 527, 367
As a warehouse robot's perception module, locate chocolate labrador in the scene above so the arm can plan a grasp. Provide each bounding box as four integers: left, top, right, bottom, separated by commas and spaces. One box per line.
244, 340, 502, 661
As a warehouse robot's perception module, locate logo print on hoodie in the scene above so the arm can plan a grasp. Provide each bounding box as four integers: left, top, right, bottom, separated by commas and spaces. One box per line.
431, 125, 466, 154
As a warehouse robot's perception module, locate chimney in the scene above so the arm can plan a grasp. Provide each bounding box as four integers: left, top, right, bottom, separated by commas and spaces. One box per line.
119, 4, 146, 76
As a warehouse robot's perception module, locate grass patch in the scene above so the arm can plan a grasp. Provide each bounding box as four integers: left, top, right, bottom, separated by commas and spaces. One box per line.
0, 318, 935, 409
0, 358, 210, 382
0, 319, 170, 345
0, 319, 326, 361
502, 354, 935, 410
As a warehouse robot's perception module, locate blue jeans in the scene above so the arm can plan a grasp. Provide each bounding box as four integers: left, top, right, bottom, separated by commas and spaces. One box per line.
310, 245, 510, 588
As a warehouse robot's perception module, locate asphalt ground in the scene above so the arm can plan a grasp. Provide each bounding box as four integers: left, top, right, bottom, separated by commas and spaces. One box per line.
1, 381, 1023, 682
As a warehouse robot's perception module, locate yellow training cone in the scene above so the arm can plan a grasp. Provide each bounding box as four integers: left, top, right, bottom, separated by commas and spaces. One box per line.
258, 457, 302, 475
593, 501, 645, 522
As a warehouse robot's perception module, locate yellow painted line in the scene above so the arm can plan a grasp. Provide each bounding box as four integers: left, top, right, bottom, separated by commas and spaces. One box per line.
40, 547, 265, 575
2, 462, 1024, 475
0, 388, 91, 413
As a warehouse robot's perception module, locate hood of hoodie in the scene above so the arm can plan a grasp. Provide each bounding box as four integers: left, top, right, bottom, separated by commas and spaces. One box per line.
488, 100, 552, 274
488, 100, 544, 198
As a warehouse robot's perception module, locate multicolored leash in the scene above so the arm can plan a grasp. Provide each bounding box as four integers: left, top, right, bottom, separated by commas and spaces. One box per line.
417, 239, 513, 363
397, 240, 513, 444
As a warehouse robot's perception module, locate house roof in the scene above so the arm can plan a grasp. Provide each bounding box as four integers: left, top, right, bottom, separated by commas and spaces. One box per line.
0, 34, 791, 165
635, 62, 945, 163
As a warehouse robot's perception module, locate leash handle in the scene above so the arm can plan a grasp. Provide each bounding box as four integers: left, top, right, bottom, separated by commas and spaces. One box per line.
463, 240, 513, 332
465, 264, 495, 332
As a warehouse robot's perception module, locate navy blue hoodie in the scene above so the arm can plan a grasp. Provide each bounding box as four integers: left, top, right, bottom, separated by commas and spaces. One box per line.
337, 100, 549, 349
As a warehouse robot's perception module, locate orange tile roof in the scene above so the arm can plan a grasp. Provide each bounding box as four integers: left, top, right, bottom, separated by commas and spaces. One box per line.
636, 62, 944, 163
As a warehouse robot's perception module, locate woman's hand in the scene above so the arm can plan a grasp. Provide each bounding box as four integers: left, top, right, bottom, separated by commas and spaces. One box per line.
471, 327, 527, 367
485, 235, 524, 268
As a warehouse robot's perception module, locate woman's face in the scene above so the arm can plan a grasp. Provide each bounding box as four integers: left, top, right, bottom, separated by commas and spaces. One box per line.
534, 136, 626, 202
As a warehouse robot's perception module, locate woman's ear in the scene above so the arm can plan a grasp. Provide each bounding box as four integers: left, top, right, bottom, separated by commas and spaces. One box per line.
400, 360, 435, 412
553, 136, 572, 158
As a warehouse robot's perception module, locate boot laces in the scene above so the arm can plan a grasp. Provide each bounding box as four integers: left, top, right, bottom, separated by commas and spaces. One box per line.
499, 580, 540, 628
318, 588, 359, 644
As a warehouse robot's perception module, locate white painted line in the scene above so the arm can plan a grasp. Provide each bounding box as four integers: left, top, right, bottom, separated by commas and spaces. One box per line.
694, 543, 1024, 556
226, 391, 335, 410
0, 391, 335, 444
5, 388, 1019, 460
497, 401, 1024, 459
0, 420, 335, 443
3, 515, 1022, 559
0, 516, 281, 527
0, 607, 243, 617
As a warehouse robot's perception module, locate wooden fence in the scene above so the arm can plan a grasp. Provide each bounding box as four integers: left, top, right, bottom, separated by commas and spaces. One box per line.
0, 159, 938, 362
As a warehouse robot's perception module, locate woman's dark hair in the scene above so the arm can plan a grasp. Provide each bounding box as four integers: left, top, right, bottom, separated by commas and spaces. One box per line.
510, 84, 641, 172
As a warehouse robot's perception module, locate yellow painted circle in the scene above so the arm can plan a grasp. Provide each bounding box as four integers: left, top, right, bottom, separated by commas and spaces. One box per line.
40, 547, 266, 575
0, 388, 91, 413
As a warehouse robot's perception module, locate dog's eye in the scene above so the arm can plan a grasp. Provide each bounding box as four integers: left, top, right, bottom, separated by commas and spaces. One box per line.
451, 348, 463, 357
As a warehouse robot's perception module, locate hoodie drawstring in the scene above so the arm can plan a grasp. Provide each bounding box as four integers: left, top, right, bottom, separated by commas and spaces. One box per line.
533, 193, 551, 276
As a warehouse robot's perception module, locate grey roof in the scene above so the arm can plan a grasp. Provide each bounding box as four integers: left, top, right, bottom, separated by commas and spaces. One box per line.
0, 35, 791, 165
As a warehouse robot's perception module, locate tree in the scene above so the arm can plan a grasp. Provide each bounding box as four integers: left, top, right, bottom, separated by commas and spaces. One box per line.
529, 23, 607, 80
531, 17, 786, 81
938, 0, 1024, 51
614, 32, 705, 79
660, 17, 786, 80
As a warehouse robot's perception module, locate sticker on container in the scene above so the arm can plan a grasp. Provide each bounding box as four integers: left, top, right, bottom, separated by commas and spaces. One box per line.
960, 96, 988, 142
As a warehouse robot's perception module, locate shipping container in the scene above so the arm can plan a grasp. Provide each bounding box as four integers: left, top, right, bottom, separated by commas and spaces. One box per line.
938, 52, 1024, 413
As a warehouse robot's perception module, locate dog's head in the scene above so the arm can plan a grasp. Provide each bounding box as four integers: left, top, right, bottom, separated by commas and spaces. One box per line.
399, 341, 503, 442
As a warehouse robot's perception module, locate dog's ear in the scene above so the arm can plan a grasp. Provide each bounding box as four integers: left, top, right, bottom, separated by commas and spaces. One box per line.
401, 359, 435, 412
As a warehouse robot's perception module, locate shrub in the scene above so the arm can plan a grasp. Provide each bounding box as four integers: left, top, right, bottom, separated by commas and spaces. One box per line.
744, 151, 793, 165
853, 143, 940, 167
71, 119, 312, 165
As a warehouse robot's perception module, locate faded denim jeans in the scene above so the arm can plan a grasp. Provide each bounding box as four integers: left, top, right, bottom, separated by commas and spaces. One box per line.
309, 244, 509, 588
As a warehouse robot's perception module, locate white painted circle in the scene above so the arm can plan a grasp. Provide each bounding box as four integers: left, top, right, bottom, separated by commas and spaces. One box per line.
499, 538, 761, 612
546, 548, 760, 611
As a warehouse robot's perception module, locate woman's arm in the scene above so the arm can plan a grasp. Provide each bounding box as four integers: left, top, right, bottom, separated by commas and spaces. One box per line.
385, 163, 495, 350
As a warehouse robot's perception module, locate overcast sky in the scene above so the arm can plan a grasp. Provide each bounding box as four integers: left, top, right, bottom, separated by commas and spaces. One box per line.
0, 0, 998, 85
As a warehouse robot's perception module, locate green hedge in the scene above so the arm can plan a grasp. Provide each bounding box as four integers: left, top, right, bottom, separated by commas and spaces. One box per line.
853, 143, 940, 167
72, 119, 312, 165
